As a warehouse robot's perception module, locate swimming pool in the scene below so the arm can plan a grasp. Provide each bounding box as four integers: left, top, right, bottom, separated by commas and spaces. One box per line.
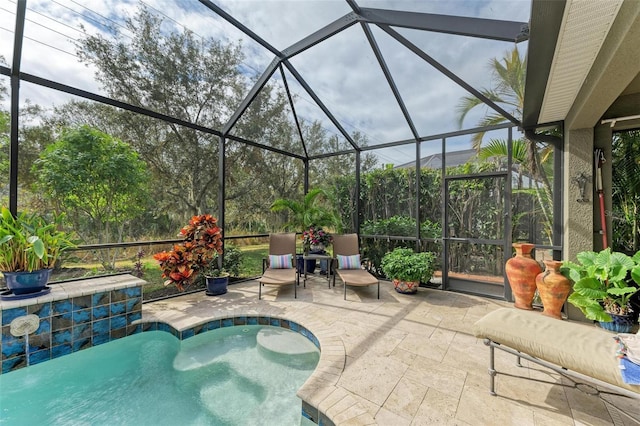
0, 325, 320, 425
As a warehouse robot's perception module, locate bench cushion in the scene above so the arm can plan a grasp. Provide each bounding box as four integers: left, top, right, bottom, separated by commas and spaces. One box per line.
472, 308, 640, 393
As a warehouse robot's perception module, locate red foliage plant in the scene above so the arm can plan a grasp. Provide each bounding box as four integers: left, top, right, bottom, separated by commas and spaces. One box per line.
153, 214, 223, 291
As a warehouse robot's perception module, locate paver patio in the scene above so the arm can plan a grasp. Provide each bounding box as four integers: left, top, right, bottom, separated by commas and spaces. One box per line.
143, 275, 640, 425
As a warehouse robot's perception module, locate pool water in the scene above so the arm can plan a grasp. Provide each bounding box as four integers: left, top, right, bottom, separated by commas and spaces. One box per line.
0, 325, 320, 425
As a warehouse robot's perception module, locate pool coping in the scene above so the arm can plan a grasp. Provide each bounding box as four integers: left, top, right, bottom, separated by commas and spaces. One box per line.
139, 308, 374, 425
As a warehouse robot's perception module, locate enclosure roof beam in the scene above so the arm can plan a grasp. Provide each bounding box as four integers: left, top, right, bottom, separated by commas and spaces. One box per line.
280, 64, 309, 158
359, 7, 529, 43
379, 24, 521, 127
283, 60, 358, 149
19, 72, 223, 136
198, 0, 282, 57
226, 133, 306, 160
282, 13, 359, 59
360, 22, 420, 141
222, 58, 281, 135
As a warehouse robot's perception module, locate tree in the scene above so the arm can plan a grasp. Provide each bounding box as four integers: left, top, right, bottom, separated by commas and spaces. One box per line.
270, 188, 339, 232
456, 47, 526, 149
33, 126, 150, 268
0, 78, 8, 200
0, 75, 55, 209
612, 130, 640, 252
457, 47, 555, 245
75, 6, 245, 219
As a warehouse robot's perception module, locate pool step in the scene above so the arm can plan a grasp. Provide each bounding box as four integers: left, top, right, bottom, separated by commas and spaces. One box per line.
256, 327, 318, 356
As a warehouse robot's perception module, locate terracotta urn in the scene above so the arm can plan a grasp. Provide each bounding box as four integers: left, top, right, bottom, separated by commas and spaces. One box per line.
505, 243, 542, 310
535, 260, 571, 320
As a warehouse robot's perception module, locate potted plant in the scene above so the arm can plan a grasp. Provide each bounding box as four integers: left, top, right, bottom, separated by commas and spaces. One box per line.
381, 247, 437, 294
0, 207, 76, 296
271, 188, 339, 273
301, 225, 332, 274
200, 256, 229, 296
563, 248, 640, 332
153, 214, 224, 294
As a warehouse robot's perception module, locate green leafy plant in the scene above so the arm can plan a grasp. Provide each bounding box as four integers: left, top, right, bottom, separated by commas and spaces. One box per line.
563, 248, 640, 322
0, 206, 76, 272
360, 216, 442, 276
200, 245, 243, 278
270, 188, 339, 231
380, 247, 436, 283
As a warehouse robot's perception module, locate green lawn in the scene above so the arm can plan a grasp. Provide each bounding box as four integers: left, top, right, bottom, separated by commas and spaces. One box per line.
56, 243, 272, 300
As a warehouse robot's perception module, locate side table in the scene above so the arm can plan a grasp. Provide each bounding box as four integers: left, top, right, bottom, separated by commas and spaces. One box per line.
303, 253, 333, 288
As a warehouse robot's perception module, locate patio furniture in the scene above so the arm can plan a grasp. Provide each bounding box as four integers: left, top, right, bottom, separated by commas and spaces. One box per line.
258, 233, 299, 299
473, 308, 640, 421
332, 234, 379, 300
303, 253, 333, 288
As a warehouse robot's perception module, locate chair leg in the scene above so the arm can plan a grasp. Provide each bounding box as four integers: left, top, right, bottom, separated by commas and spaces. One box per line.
377, 282, 380, 299
344, 283, 347, 300
259, 281, 262, 299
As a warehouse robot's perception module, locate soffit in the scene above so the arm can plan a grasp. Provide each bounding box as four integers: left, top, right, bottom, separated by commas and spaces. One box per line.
537, 0, 623, 124
622, 73, 640, 96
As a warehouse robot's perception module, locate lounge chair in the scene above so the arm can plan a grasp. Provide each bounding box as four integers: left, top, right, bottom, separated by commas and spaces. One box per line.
332, 233, 379, 300
258, 233, 299, 299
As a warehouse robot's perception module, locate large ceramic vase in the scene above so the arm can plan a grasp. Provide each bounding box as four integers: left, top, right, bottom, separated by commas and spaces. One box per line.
505, 243, 542, 310
535, 260, 571, 320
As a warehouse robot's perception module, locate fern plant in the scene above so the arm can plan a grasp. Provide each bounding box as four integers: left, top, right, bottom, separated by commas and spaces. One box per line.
563, 248, 640, 322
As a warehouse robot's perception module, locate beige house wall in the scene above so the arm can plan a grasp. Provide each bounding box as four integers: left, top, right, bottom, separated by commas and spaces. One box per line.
563, 129, 595, 321
562, 128, 594, 261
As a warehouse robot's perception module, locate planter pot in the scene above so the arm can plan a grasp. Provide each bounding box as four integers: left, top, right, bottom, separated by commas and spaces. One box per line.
535, 260, 571, 320
296, 255, 319, 274
599, 313, 635, 333
3, 269, 52, 295
393, 279, 420, 294
306, 259, 317, 274
505, 243, 542, 310
205, 275, 228, 296
310, 244, 325, 252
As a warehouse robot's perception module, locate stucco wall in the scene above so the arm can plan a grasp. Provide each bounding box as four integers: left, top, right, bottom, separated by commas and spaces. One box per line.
593, 124, 613, 252
563, 128, 594, 261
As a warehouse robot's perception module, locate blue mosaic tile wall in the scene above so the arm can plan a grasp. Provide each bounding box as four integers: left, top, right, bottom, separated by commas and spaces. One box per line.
0, 286, 142, 374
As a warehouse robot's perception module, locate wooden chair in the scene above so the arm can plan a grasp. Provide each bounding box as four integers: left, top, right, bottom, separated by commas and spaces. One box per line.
258, 233, 299, 299
332, 233, 379, 300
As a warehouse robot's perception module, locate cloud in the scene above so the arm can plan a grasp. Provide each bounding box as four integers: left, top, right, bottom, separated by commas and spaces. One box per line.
2, 0, 531, 164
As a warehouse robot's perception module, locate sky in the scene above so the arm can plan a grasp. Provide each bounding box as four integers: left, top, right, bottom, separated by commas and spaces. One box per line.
0, 0, 531, 166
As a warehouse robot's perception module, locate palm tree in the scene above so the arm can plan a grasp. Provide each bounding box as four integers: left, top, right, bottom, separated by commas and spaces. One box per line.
270, 188, 339, 232
478, 138, 554, 244
457, 48, 554, 244
456, 47, 526, 150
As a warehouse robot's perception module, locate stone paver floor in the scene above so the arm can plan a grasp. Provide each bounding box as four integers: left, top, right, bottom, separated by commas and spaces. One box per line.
143, 275, 640, 425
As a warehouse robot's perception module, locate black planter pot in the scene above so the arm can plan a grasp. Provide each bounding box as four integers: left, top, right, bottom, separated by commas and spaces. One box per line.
296, 254, 318, 274
3, 269, 52, 295
297, 250, 326, 274
205, 275, 228, 296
